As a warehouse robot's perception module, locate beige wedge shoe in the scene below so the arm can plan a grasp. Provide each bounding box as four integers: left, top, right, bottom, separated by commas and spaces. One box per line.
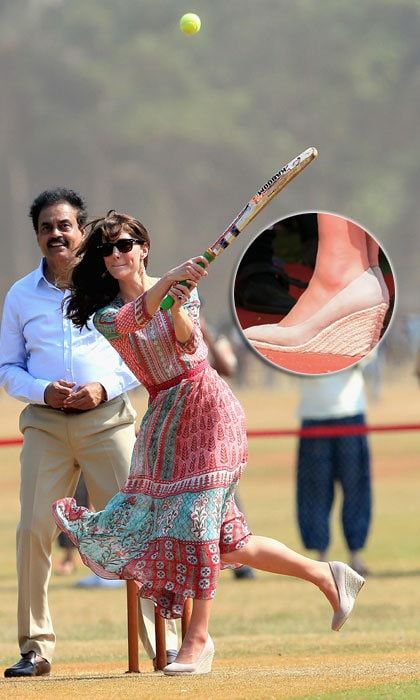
329, 561, 365, 631
244, 269, 388, 356
163, 636, 215, 676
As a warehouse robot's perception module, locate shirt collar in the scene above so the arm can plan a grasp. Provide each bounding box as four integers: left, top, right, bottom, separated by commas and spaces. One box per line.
32, 259, 48, 288
34, 258, 66, 294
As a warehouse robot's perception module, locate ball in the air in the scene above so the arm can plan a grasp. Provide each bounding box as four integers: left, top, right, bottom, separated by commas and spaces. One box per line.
179, 13, 201, 35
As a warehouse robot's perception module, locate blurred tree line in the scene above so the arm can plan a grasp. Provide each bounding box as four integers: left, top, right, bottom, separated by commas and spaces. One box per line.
0, 0, 419, 326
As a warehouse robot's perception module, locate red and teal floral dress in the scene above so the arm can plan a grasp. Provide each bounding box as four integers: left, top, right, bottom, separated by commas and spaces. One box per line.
53, 289, 250, 618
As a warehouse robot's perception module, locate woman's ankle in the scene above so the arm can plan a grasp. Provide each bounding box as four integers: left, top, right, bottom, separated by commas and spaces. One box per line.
311, 263, 367, 292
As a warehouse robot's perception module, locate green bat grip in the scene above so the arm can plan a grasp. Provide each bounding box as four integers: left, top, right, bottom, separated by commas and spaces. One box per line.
160, 250, 215, 310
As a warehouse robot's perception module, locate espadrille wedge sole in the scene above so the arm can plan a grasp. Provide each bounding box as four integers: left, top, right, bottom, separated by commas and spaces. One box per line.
249, 302, 388, 356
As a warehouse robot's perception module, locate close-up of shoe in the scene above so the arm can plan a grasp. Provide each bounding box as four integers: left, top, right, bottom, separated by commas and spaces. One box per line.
4, 651, 51, 678
162, 636, 215, 676
329, 561, 365, 631
233, 212, 395, 375
244, 269, 388, 356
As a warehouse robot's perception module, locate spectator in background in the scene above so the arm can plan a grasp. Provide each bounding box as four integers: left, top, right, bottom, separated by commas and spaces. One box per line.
296, 365, 372, 577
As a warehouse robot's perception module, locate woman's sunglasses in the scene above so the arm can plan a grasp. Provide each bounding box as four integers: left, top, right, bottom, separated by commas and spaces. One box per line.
97, 239, 141, 257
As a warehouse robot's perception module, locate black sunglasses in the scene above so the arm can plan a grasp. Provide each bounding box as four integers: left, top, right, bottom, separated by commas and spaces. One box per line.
97, 238, 141, 257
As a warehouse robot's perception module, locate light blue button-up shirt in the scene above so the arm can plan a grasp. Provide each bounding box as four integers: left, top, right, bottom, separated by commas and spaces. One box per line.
0, 260, 138, 404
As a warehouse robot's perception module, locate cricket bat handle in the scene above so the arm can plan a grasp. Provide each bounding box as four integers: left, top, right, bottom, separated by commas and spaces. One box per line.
160, 250, 215, 310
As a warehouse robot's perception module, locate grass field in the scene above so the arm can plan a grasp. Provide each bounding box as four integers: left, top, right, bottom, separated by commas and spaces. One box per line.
0, 372, 419, 698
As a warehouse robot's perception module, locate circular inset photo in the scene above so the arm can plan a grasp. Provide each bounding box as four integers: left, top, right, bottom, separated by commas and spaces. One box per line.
232, 212, 395, 375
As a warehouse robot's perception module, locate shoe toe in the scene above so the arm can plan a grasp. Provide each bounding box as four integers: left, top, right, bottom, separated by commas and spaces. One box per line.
162, 637, 214, 675
4, 653, 50, 678
244, 324, 276, 343
330, 561, 365, 631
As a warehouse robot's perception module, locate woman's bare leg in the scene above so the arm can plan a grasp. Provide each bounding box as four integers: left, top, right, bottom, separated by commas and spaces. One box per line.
280, 214, 370, 327
174, 598, 213, 663
222, 535, 340, 611
365, 232, 380, 267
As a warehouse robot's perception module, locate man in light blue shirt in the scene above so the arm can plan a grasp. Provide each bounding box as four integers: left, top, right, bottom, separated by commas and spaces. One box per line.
0, 188, 176, 677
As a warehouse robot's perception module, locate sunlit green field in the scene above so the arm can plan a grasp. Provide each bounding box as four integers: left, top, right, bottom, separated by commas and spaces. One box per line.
0, 375, 419, 698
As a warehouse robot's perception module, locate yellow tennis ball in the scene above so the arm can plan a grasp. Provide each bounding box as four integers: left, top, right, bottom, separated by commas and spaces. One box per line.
179, 12, 201, 35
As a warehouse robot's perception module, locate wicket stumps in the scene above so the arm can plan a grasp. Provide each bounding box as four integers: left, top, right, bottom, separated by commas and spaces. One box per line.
126, 580, 194, 672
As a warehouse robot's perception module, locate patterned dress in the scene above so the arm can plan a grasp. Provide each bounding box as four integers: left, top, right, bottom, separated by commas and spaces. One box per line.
53, 289, 250, 618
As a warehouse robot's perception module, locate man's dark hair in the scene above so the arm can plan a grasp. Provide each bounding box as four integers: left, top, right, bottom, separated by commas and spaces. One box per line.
29, 188, 88, 232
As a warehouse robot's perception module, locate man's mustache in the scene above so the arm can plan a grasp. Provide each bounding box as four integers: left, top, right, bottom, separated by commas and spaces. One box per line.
47, 237, 68, 248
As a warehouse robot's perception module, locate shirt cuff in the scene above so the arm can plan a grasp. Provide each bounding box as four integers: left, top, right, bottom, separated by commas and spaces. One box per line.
100, 377, 123, 401
29, 379, 51, 405
175, 328, 198, 355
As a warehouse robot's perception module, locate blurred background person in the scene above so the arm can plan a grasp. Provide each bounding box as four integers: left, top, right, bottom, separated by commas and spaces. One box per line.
295, 364, 372, 577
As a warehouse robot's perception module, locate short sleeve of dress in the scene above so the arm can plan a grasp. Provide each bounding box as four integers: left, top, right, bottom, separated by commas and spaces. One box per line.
174, 287, 203, 355
94, 293, 153, 341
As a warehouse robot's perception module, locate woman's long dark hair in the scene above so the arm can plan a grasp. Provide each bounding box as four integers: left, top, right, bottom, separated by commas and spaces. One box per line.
66, 210, 151, 329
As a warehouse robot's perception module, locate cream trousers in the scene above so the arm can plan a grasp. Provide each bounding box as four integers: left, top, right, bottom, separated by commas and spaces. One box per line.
16, 396, 177, 662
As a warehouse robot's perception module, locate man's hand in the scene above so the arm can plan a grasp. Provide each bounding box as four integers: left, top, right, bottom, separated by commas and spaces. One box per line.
62, 382, 107, 410
44, 380, 76, 408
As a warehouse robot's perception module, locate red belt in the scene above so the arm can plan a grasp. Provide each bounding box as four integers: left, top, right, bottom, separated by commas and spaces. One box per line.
146, 361, 208, 402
